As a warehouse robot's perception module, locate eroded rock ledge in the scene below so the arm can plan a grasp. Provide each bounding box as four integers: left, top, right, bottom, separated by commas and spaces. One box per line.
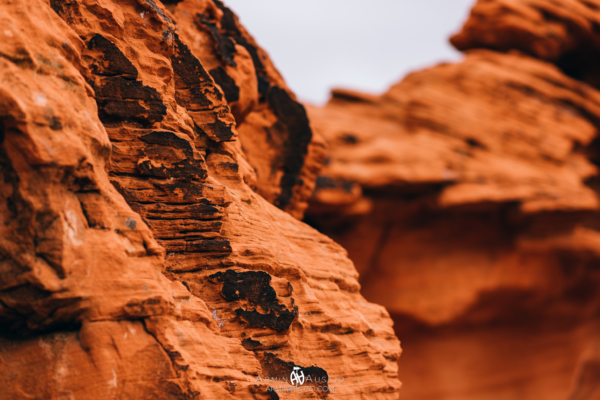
305, 1, 600, 399
0, 0, 400, 398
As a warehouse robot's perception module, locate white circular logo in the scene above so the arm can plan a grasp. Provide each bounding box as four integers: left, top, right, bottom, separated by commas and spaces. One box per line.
290, 366, 305, 387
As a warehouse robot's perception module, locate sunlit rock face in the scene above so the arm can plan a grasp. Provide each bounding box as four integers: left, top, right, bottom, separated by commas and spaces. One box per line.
0, 0, 400, 398
306, 1, 600, 399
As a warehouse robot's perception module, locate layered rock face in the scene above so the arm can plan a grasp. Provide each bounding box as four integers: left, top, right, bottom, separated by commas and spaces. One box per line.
0, 0, 400, 398
306, 1, 600, 399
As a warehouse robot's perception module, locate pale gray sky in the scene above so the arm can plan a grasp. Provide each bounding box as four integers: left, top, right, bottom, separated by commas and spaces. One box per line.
224, 0, 474, 104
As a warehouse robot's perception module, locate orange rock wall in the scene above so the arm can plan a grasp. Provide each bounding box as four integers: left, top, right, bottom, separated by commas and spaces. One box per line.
306, 1, 600, 399
0, 0, 400, 399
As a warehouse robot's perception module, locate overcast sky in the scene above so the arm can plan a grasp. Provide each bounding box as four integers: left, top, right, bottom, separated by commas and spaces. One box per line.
224, 0, 474, 104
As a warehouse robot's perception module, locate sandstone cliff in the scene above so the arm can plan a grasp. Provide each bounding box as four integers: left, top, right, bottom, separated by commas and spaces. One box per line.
306, 1, 600, 399
0, 0, 400, 398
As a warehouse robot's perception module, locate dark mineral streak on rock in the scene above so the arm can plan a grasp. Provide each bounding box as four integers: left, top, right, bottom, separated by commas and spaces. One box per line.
171, 34, 221, 108
137, 131, 208, 181
212, 0, 240, 34
209, 270, 277, 305
235, 307, 298, 331
85, 34, 167, 126
139, 131, 195, 156
268, 87, 313, 208
241, 337, 262, 350
210, 269, 298, 330
209, 66, 240, 103
195, 13, 237, 67
186, 239, 231, 253
92, 76, 167, 125
137, 157, 207, 180
206, 114, 236, 141
211, 0, 271, 98
130, 202, 222, 220
48, 0, 69, 21
87, 34, 138, 79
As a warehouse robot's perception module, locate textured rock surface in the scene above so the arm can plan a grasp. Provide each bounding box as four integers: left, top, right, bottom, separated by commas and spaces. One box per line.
0, 0, 400, 398
306, 2, 600, 399
170, 0, 327, 220
451, 0, 600, 88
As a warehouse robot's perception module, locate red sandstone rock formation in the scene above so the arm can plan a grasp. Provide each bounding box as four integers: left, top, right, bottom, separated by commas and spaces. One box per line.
306, 1, 600, 399
0, 0, 400, 398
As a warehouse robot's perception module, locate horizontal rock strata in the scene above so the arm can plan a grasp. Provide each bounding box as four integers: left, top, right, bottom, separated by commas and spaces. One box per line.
0, 0, 400, 399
